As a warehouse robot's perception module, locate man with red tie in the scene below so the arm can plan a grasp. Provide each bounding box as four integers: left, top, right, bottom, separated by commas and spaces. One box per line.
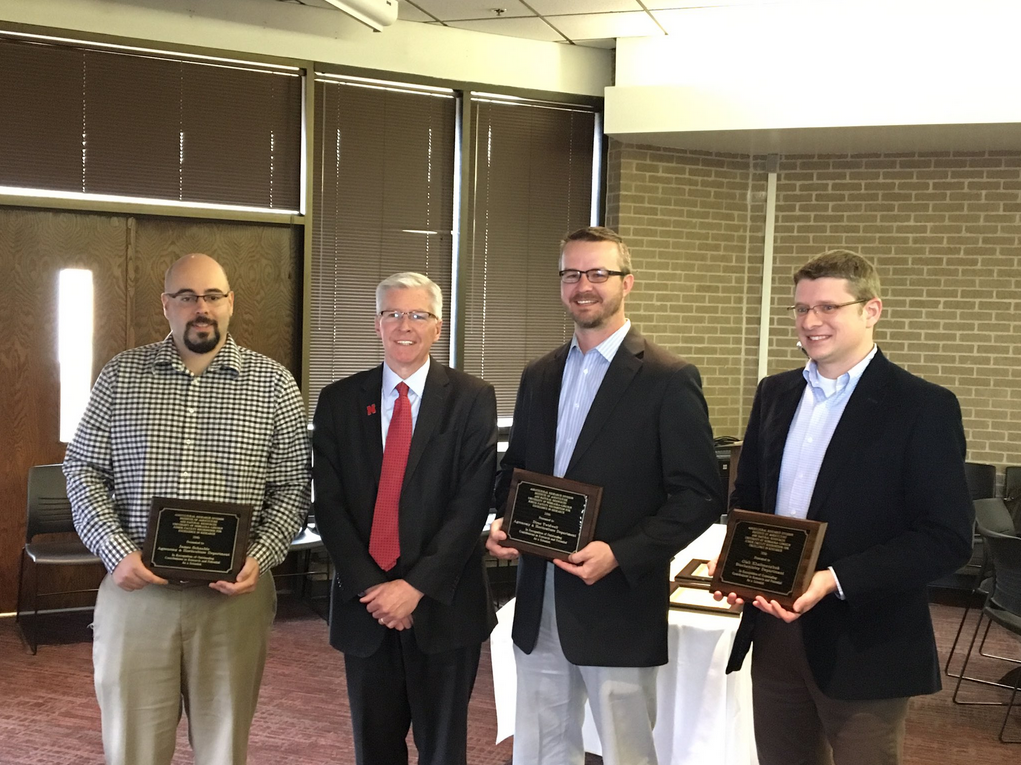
312, 272, 498, 765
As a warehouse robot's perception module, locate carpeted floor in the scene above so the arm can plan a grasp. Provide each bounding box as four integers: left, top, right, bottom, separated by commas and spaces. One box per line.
1, 595, 1019, 764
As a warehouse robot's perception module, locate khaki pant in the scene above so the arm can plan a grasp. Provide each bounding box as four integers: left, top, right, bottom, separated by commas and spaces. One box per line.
751, 616, 909, 765
92, 572, 276, 765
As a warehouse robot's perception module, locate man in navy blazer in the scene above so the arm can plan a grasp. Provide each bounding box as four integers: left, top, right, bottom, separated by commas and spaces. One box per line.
716, 250, 974, 765
487, 227, 722, 765
312, 272, 497, 765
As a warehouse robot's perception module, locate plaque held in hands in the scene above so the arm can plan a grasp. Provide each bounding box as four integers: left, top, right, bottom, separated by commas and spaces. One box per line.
500, 469, 602, 561
142, 498, 253, 582
710, 509, 827, 610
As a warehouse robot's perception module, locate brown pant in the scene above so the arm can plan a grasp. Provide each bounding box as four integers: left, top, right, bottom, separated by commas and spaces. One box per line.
751, 616, 909, 765
92, 572, 276, 765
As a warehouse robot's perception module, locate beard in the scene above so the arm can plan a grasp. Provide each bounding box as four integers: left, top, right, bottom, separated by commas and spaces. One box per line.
184, 319, 221, 354
568, 288, 624, 330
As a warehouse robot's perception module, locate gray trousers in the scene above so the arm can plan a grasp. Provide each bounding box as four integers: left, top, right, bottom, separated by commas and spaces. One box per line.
512, 565, 659, 765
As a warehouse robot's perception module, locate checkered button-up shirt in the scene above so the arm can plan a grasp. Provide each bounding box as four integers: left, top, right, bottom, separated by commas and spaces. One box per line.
64, 334, 310, 574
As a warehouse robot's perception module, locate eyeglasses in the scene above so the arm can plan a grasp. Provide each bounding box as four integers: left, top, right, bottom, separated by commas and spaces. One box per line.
559, 268, 627, 284
378, 310, 438, 323
787, 299, 867, 318
165, 290, 230, 306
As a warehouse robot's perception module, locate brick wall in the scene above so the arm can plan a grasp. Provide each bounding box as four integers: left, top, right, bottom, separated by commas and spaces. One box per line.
608, 142, 1021, 471
606, 141, 766, 436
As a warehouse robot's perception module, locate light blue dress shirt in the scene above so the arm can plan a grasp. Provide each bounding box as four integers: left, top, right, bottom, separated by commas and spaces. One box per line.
775, 344, 877, 599
775, 345, 878, 520
553, 320, 631, 478
380, 358, 430, 446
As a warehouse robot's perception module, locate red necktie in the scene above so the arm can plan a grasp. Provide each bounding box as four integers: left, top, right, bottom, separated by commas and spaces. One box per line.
369, 382, 412, 571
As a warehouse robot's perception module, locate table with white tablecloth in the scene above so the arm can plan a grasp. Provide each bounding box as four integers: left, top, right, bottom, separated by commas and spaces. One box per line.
490, 523, 758, 765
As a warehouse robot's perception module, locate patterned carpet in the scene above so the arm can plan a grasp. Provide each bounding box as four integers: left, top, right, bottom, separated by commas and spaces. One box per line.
1, 596, 1018, 764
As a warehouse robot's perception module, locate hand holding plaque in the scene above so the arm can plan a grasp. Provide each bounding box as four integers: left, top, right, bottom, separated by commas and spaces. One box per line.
710, 509, 827, 610
141, 498, 253, 582
499, 469, 602, 561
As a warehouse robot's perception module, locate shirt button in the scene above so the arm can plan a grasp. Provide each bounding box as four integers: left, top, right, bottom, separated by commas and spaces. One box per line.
181, 471, 189, 479
184, 439, 193, 446
806, 437, 813, 443
187, 408, 196, 415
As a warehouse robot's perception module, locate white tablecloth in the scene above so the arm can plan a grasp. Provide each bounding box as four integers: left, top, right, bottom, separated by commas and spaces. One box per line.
490, 524, 758, 765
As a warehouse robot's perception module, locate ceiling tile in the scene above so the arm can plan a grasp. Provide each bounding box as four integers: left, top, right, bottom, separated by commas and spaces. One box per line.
530, 0, 645, 14
398, 2, 434, 22
550, 11, 663, 40
439, 17, 567, 42
414, 0, 534, 21
652, 5, 772, 33
644, 0, 772, 9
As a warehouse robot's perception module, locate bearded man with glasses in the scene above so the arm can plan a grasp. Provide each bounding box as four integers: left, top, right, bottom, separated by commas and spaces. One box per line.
712, 249, 974, 765
487, 226, 723, 765
64, 253, 310, 765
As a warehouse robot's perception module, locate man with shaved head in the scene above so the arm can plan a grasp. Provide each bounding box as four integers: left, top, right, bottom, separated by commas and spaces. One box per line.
64, 253, 310, 765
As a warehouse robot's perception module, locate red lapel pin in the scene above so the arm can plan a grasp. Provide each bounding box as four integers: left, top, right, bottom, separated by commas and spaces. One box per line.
366, 404, 377, 415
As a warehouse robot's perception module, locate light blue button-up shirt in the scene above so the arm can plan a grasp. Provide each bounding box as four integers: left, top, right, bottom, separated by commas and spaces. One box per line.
776, 345, 878, 519
553, 320, 631, 478
775, 345, 877, 599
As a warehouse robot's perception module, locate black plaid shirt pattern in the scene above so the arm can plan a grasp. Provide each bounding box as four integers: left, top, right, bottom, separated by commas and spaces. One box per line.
64, 335, 310, 574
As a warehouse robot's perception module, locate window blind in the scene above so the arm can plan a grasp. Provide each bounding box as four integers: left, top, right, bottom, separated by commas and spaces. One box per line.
308, 76, 456, 415
462, 96, 597, 416
0, 35, 301, 210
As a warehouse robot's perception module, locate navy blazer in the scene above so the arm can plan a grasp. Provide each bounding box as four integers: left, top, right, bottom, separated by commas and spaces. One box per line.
495, 328, 723, 667
312, 361, 498, 657
726, 349, 974, 700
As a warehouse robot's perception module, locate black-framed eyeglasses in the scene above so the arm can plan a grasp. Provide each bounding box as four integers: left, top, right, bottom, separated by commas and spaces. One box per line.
559, 268, 628, 284
378, 310, 438, 324
164, 290, 231, 306
787, 299, 867, 318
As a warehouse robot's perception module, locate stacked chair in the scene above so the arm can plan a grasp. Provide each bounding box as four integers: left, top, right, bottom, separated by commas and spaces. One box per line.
950, 496, 1021, 743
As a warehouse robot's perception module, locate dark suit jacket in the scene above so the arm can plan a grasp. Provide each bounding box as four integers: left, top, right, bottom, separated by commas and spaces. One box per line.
726, 348, 974, 700
495, 328, 723, 667
312, 360, 498, 658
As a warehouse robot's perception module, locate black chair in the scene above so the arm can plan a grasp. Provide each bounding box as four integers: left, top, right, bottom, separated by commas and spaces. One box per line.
274, 517, 328, 617
15, 464, 101, 654
965, 462, 997, 500
947, 499, 1019, 679
952, 529, 1021, 743
1005, 466, 1021, 531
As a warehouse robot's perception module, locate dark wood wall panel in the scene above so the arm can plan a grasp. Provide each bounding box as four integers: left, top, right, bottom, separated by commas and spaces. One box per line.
0, 210, 301, 612
0, 208, 129, 612
131, 219, 301, 377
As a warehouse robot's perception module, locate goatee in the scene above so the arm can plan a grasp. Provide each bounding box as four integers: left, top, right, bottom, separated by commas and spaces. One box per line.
184, 320, 221, 354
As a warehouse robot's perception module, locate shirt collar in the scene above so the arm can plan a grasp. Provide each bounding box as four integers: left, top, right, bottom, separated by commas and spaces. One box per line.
153, 333, 241, 377
570, 319, 632, 362
803, 343, 877, 396
382, 356, 431, 400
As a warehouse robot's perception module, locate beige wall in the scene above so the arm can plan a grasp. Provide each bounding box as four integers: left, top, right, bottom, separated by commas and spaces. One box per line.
0, 0, 611, 97
608, 142, 1021, 470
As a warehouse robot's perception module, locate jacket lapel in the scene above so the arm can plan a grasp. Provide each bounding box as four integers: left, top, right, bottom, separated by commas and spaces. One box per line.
532, 345, 569, 475
359, 366, 385, 488
403, 360, 448, 486
807, 350, 891, 519
565, 329, 642, 475
762, 374, 807, 515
